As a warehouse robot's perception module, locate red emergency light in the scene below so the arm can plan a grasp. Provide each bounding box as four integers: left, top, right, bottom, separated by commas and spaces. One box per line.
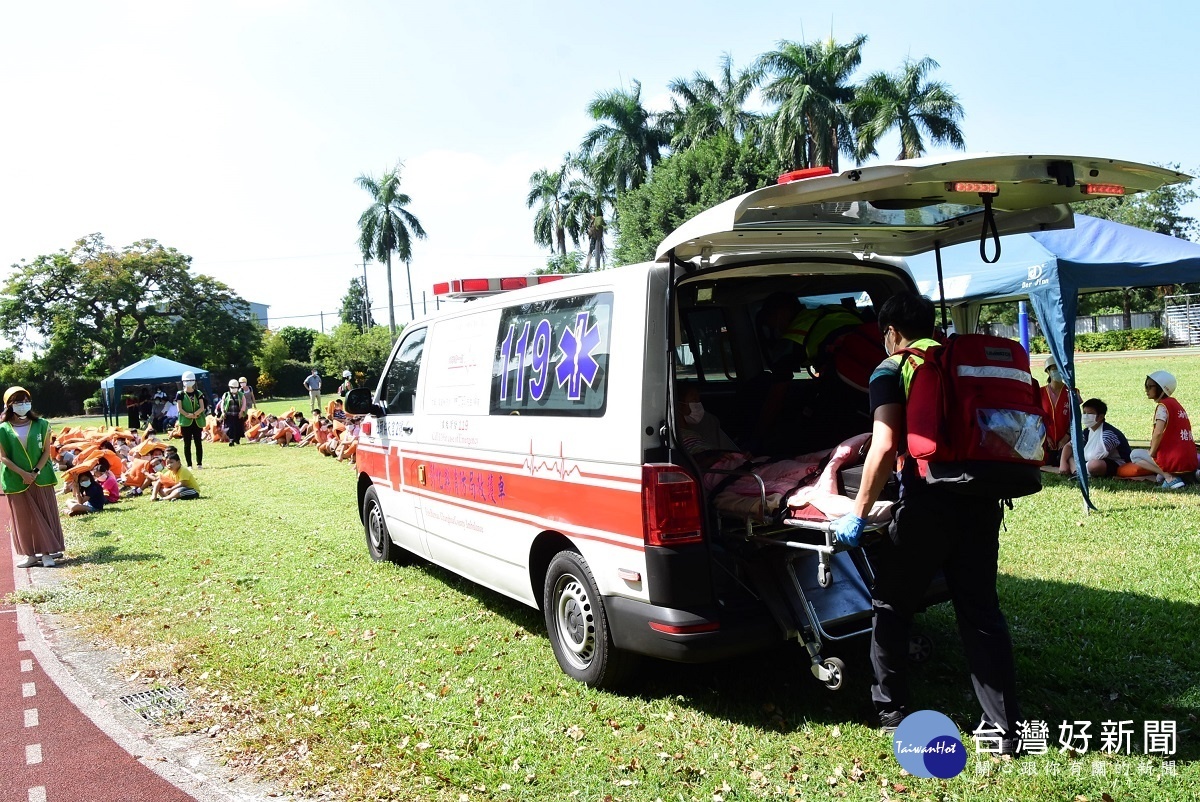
1082, 183, 1125, 197
777, 166, 833, 185
432, 275, 568, 299
945, 181, 998, 194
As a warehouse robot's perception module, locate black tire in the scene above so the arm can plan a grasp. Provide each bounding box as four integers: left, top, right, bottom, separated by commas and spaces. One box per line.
363, 487, 406, 564
821, 656, 846, 691
542, 550, 636, 689
908, 633, 934, 663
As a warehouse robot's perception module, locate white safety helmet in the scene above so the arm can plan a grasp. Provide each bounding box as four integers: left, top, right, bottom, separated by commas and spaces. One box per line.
342, 370, 352, 378
182, 371, 196, 382
228, 379, 239, 390
1147, 370, 1177, 397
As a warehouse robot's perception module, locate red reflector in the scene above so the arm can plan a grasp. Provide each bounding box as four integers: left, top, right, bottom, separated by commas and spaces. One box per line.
777, 166, 833, 184
538, 274, 566, 283
432, 282, 450, 296
459, 278, 492, 292
500, 277, 528, 291
642, 464, 703, 546
649, 621, 720, 635
1082, 183, 1125, 196
945, 181, 998, 194
361, 422, 372, 436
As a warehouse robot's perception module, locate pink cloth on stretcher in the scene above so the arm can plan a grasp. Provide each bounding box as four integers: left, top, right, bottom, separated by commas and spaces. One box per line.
703, 450, 830, 497
787, 432, 893, 524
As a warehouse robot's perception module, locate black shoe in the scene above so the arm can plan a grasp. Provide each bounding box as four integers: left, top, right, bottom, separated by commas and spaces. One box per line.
999, 737, 1022, 757
879, 709, 907, 734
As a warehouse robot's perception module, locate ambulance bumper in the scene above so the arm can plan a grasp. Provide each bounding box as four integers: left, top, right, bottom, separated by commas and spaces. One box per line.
605, 596, 781, 663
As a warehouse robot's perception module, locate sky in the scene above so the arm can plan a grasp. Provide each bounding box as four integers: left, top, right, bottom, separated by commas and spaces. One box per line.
2, 1, 1198, 335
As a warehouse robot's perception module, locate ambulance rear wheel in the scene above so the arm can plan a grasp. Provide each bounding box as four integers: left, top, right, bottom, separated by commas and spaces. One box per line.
543, 550, 635, 689
363, 488, 405, 564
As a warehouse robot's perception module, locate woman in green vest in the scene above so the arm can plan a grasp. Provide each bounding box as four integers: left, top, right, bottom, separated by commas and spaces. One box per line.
175, 371, 207, 469
0, 386, 64, 568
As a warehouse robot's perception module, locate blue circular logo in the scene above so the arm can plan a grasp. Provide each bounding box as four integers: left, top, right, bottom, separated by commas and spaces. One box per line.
892, 711, 967, 779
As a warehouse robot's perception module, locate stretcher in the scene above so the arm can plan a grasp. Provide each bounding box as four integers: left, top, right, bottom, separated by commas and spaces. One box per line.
702, 440, 897, 691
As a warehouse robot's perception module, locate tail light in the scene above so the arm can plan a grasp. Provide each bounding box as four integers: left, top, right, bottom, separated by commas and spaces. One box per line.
641, 464, 703, 546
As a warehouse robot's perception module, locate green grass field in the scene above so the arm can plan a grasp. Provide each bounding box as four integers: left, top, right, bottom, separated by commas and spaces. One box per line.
19, 366, 1200, 801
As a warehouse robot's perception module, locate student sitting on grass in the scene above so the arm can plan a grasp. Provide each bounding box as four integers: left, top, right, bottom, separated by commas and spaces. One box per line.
93, 462, 121, 503
65, 470, 106, 516
1060, 398, 1133, 478
151, 454, 200, 501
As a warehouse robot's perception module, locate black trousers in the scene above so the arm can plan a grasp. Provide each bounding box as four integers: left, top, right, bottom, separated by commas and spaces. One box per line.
870, 486, 1020, 734
181, 424, 203, 467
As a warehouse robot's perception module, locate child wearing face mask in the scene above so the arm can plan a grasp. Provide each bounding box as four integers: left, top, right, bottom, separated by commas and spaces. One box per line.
1062, 399, 1132, 478
65, 470, 106, 516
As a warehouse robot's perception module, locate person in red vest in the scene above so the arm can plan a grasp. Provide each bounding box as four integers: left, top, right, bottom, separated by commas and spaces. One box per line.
1040, 357, 1081, 474
1129, 370, 1198, 490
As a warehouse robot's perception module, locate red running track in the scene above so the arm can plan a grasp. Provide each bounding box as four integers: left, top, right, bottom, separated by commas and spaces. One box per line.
0, 501, 196, 802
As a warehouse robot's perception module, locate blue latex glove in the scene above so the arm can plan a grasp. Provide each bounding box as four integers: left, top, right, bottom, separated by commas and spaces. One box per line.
832, 514, 866, 547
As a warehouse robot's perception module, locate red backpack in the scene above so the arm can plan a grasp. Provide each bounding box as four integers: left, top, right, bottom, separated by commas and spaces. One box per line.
898, 335, 1046, 498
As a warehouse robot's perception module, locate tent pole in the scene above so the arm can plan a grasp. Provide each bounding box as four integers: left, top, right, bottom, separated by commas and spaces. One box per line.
934, 241, 949, 332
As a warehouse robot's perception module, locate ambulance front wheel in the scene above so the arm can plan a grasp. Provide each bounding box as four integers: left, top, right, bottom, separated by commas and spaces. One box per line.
543, 550, 635, 689
363, 488, 406, 564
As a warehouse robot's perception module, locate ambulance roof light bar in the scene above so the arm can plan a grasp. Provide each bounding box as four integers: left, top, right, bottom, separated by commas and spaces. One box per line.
431, 275, 567, 300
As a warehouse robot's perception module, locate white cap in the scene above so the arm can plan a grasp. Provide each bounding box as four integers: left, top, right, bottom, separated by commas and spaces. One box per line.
342, 370, 352, 378
182, 371, 196, 382
1148, 370, 1177, 396
228, 379, 239, 389
1043, 356, 1058, 372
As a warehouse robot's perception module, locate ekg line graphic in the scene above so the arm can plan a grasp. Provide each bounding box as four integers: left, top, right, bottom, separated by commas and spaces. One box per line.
521, 441, 582, 480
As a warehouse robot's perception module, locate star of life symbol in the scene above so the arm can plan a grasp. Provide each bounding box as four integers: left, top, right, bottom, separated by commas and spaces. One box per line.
555, 311, 601, 401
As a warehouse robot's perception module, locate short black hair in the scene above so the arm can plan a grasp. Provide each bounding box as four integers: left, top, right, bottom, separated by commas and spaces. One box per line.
878, 292, 936, 341
1082, 398, 1108, 416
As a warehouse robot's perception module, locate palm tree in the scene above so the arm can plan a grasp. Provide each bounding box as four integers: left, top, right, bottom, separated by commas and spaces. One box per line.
526, 154, 579, 255
756, 35, 867, 171
851, 57, 966, 161
580, 80, 670, 195
663, 53, 759, 150
356, 165, 426, 338
564, 155, 616, 271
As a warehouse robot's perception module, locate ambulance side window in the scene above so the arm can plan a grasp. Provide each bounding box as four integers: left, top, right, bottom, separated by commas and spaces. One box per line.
383, 328, 426, 414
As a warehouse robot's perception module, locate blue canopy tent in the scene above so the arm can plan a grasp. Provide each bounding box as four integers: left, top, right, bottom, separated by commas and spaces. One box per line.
99, 356, 212, 427
905, 214, 1200, 510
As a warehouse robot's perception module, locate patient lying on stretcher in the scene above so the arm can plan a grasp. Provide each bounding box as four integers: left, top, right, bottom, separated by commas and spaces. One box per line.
677, 387, 892, 524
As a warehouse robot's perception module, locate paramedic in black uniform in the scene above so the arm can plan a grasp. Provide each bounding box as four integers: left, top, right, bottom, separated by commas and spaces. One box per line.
831, 292, 1020, 749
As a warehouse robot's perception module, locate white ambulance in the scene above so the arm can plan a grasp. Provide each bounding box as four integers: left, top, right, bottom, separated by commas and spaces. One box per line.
346, 154, 1185, 688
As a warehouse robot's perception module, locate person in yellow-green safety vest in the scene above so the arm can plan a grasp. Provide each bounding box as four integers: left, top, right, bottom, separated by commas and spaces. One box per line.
0, 386, 65, 568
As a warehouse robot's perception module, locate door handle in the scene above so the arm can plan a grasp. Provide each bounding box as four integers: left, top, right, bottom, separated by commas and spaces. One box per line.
402, 425, 414, 435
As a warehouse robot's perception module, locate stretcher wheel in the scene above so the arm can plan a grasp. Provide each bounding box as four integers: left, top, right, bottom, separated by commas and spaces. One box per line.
908, 633, 933, 663
817, 562, 831, 588
821, 657, 846, 691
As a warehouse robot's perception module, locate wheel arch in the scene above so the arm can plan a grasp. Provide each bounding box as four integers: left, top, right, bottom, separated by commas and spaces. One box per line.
356, 473, 374, 524
528, 530, 577, 612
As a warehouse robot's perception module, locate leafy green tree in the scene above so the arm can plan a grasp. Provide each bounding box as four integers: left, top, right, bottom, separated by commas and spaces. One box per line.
527, 155, 581, 255
339, 277, 374, 331
311, 323, 396, 389
614, 134, 782, 265
0, 234, 260, 379
533, 251, 587, 275
661, 53, 760, 150
253, 330, 291, 397
276, 326, 319, 362
851, 57, 965, 161
756, 35, 867, 171
357, 165, 426, 337
580, 80, 670, 195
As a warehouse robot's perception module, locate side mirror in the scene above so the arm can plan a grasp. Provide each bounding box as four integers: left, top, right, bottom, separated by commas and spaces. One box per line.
345, 388, 385, 417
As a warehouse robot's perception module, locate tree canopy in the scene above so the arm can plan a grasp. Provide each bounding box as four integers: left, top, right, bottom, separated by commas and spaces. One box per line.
357, 165, 425, 337
0, 234, 261, 381
339, 277, 375, 332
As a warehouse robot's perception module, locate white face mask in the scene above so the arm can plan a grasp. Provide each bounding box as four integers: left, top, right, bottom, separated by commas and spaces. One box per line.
80, 480, 92, 488
1081, 413, 1098, 428
684, 402, 705, 425
184, 381, 195, 390
1046, 368, 1062, 385
883, 329, 895, 357
11, 402, 31, 416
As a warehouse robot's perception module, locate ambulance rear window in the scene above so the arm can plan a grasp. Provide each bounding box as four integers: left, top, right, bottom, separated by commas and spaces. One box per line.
490, 292, 612, 417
